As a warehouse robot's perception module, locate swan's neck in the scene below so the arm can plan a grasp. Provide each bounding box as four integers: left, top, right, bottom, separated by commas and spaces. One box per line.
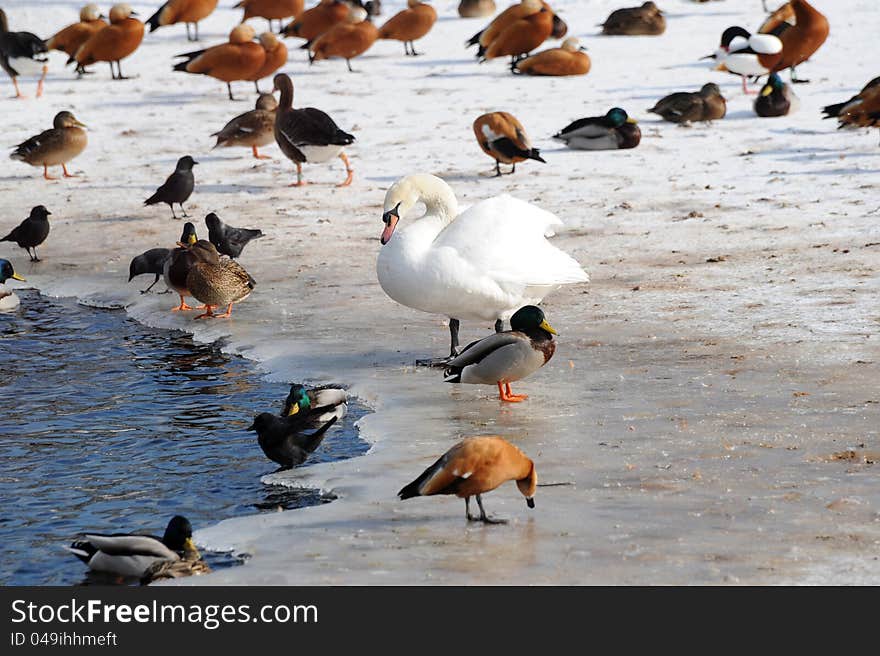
418, 185, 458, 226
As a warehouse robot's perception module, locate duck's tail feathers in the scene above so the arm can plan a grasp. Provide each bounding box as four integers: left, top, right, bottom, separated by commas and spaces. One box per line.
465, 30, 483, 48
529, 148, 546, 163
443, 367, 462, 383
821, 102, 844, 119
146, 5, 164, 32
66, 541, 96, 564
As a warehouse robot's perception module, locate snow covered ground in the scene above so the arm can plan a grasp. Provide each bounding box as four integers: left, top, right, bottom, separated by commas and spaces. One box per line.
2, 0, 878, 584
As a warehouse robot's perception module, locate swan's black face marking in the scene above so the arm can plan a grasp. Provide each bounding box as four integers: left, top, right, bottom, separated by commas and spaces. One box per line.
382, 202, 401, 225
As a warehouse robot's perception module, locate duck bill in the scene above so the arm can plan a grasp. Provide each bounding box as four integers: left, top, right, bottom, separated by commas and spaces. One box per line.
287, 403, 300, 417
760, 85, 773, 96
73, 120, 88, 129
539, 319, 557, 335
186, 234, 197, 245
380, 213, 399, 245
626, 117, 638, 124
11, 272, 26, 282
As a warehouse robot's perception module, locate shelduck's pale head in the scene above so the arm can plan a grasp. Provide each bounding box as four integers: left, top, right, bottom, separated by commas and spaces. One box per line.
230, 24, 257, 44
108, 4, 136, 23
346, 5, 368, 23
520, 0, 542, 11
380, 174, 458, 245
561, 37, 581, 52
258, 32, 280, 50
81, 4, 103, 21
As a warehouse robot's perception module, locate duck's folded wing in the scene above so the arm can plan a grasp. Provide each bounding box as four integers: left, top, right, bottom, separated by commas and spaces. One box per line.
448, 332, 525, 368
82, 534, 177, 559
554, 117, 605, 139
290, 108, 354, 146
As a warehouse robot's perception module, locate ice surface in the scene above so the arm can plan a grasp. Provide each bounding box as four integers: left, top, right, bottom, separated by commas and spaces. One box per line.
1, 0, 878, 584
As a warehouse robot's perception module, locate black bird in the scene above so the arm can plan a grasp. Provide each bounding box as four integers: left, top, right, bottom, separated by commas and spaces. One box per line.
0, 8, 49, 99
129, 248, 171, 293
144, 156, 197, 219
205, 212, 263, 259
1, 205, 51, 262
248, 413, 338, 471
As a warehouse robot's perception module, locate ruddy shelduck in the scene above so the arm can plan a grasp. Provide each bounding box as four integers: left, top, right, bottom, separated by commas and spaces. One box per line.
824, 77, 880, 142
281, 0, 349, 45
764, 0, 829, 83
249, 32, 288, 93
173, 24, 266, 100
466, 0, 556, 59
308, 7, 378, 72
236, 0, 305, 31
146, 0, 219, 42
378, 1, 437, 56
459, 0, 495, 18
481, 0, 553, 63
473, 111, 545, 176
513, 37, 590, 76
46, 4, 107, 75
398, 436, 537, 524
74, 4, 144, 80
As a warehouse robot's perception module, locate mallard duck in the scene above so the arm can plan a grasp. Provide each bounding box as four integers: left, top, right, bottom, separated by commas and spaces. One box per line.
308, 7, 378, 72
249, 412, 338, 470
443, 305, 555, 402
459, 0, 495, 18
473, 111, 545, 176
0, 8, 49, 98
703, 26, 782, 94
10, 112, 87, 180
140, 545, 211, 585
378, 1, 437, 56
481, 1, 553, 63
249, 32, 287, 93
236, 0, 305, 31
281, 0, 349, 46
212, 93, 277, 160
754, 72, 798, 117
760, 0, 828, 83
648, 83, 726, 123
822, 77, 880, 122
173, 24, 265, 100
163, 222, 200, 311
377, 174, 588, 364
205, 212, 263, 259
512, 37, 590, 76
66, 515, 197, 578
1, 205, 51, 262
273, 73, 356, 187
553, 107, 640, 150
46, 4, 107, 76
600, 2, 665, 36
144, 156, 197, 219
0, 258, 26, 311
281, 383, 348, 427
73, 4, 144, 80
185, 240, 256, 318
398, 436, 537, 524
129, 247, 172, 293
146, 0, 219, 42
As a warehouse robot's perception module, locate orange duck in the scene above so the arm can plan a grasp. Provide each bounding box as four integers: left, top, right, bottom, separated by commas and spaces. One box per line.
512, 37, 589, 76
236, 0, 305, 31
280, 0, 349, 47
74, 4, 144, 80
248, 31, 287, 92
46, 4, 106, 75
466, 0, 557, 59
481, 0, 553, 64
173, 24, 266, 100
308, 7, 378, 72
146, 0, 219, 42
824, 78, 880, 142
758, 0, 829, 83
473, 111, 545, 176
378, 1, 437, 56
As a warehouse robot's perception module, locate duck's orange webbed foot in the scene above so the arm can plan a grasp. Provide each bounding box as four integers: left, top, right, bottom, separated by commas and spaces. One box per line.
497, 382, 528, 403
251, 146, 271, 160
194, 305, 217, 320
211, 303, 234, 318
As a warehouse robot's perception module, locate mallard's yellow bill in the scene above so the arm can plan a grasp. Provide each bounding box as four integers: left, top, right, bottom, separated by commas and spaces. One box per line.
761, 85, 773, 96
187, 234, 197, 245
539, 319, 557, 335
11, 273, 26, 282
287, 403, 300, 417
626, 117, 638, 124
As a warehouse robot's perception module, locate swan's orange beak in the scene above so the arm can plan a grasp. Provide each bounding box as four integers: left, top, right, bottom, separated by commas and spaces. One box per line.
380, 204, 400, 245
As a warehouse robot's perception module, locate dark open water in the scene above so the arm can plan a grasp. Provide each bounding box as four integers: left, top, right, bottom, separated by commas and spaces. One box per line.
0, 290, 369, 585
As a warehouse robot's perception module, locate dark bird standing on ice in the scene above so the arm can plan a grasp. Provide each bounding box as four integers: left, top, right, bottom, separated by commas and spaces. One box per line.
2, 205, 51, 262
129, 248, 171, 293
144, 156, 197, 219
205, 212, 263, 259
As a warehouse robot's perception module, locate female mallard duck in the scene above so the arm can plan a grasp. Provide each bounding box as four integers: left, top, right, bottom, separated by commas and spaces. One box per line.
600, 2, 665, 36
378, 1, 437, 57
236, 0, 305, 31
281, 384, 348, 428
398, 436, 537, 524
281, 0, 349, 46
273, 73, 356, 186
0, 8, 49, 98
212, 93, 278, 160
473, 111, 545, 176
147, 0, 219, 42
459, 0, 495, 18
0, 258, 26, 311
46, 4, 106, 76
66, 515, 197, 579
512, 37, 590, 76
648, 83, 726, 123
377, 174, 588, 364
249, 32, 287, 93
308, 6, 378, 72
703, 26, 782, 94
173, 24, 265, 100
754, 72, 798, 117
481, 1, 553, 64
553, 107, 640, 150
185, 240, 256, 319
2, 205, 51, 262
10, 111, 87, 180
74, 4, 144, 80
140, 546, 211, 585
443, 305, 555, 402
249, 412, 338, 470
163, 222, 199, 310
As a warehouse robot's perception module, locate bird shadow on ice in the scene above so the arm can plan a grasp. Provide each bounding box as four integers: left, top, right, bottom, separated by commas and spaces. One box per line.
197, 183, 276, 194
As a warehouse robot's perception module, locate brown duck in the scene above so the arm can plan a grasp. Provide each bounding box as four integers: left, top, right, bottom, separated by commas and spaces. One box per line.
648, 83, 726, 123
185, 240, 256, 319
600, 2, 665, 36
212, 93, 278, 159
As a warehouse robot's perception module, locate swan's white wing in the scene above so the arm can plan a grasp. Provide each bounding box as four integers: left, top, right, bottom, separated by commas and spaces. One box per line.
433, 195, 589, 287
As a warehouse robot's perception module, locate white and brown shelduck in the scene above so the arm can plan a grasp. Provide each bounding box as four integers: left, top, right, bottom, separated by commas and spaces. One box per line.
45, 4, 107, 76
473, 111, 545, 176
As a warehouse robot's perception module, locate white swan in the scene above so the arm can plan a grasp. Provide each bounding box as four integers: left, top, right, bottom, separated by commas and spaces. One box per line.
376, 174, 588, 362
0, 258, 25, 311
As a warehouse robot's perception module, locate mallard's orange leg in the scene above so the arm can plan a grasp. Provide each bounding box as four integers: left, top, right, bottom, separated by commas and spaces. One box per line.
36, 65, 47, 98
212, 303, 234, 318
43, 164, 57, 180
252, 145, 271, 160
505, 382, 528, 401
497, 382, 527, 402
336, 152, 353, 187
172, 294, 196, 311
62, 163, 77, 178
194, 305, 217, 319
289, 162, 308, 187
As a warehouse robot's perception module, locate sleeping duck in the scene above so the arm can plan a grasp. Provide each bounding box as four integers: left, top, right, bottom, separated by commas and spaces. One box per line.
249, 413, 338, 470
0, 8, 49, 98
10, 111, 88, 180
553, 107, 640, 150
754, 72, 798, 117
185, 240, 256, 319
281, 384, 348, 428
600, 2, 665, 36
0, 259, 26, 311
66, 515, 198, 579
444, 305, 556, 402
649, 83, 726, 123
459, 0, 495, 17
512, 37, 590, 76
